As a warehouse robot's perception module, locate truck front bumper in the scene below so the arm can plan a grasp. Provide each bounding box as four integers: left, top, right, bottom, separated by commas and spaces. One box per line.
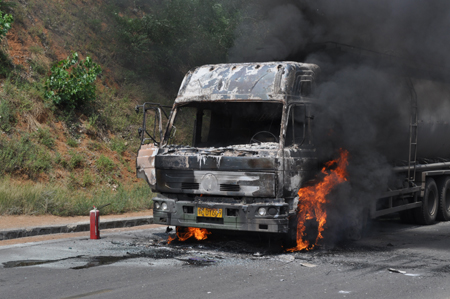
153, 196, 289, 234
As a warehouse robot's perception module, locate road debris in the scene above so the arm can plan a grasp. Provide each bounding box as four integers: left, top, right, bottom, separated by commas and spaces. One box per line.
175, 256, 217, 266
300, 262, 317, 268
276, 254, 295, 263
339, 290, 351, 294
388, 268, 406, 274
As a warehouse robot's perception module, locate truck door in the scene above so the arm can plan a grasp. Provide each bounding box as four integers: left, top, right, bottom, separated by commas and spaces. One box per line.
135, 103, 168, 190
283, 104, 317, 208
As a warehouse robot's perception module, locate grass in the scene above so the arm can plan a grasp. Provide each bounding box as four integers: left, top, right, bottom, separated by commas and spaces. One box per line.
0, 177, 153, 216
0, 100, 16, 133
67, 137, 78, 147
82, 170, 94, 187
0, 50, 13, 77
29, 45, 44, 54
29, 59, 48, 75
33, 127, 55, 149
87, 140, 101, 151
0, 0, 173, 217
96, 154, 115, 173
110, 137, 127, 155
86, 114, 98, 133
68, 150, 84, 169
0, 134, 52, 177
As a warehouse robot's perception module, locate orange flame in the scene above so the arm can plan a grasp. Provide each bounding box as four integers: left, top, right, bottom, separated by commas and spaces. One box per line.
287, 149, 349, 252
168, 227, 211, 243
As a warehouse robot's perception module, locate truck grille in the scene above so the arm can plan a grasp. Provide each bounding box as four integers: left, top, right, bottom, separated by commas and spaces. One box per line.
181, 183, 199, 190
220, 184, 240, 191
158, 170, 275, 197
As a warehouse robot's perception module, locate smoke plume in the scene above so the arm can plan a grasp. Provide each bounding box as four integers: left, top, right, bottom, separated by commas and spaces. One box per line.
229, 0, 450, 241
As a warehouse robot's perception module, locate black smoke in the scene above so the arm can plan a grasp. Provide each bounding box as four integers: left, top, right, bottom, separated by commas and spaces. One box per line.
229, 1, 450, 243
229, 0, 450, 67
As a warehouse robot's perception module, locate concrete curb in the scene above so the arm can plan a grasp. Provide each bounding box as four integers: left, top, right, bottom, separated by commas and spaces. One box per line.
0, 216, 154, 241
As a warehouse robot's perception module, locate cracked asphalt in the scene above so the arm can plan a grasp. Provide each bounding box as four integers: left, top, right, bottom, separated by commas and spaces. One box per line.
1, 217, 449, 299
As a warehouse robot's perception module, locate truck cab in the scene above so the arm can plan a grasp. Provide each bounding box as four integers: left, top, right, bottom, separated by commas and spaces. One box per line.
136, 62, 320, 235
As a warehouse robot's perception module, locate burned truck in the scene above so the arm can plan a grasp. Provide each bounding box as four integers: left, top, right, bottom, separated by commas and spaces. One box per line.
136, 60, 450, 242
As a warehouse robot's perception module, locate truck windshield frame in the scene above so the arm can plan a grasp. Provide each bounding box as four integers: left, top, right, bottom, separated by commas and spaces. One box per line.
165, 101, 284, 148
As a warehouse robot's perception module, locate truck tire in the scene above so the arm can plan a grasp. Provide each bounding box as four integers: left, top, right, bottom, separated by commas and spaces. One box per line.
414, 178, 438, 225
283, 213, 298, 249
437, 176, 450, 221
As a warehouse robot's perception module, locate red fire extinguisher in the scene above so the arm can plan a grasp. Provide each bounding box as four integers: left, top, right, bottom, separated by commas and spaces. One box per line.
90, 206, 100, 239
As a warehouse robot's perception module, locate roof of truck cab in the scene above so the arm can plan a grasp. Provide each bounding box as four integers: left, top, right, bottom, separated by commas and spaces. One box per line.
174, 61, 320, 104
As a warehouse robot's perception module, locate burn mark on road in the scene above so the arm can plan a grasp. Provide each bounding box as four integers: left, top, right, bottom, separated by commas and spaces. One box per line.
2, 248, 187, 270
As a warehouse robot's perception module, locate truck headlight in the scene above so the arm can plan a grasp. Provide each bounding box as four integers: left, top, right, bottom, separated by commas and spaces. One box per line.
161, 202, 168, 211
258, 207, 267, 216
268, 207, 278, 215
154, 202, 161, 210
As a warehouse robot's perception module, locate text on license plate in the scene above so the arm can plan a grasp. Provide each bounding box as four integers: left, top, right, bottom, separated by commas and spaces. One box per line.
197, 207, 223, 218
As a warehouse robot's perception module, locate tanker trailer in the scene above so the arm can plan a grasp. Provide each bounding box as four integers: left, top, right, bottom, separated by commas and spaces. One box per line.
372, 77, 450, 224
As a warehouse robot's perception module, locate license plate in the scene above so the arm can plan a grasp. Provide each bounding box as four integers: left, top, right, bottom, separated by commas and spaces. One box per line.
197, 207, 223, 218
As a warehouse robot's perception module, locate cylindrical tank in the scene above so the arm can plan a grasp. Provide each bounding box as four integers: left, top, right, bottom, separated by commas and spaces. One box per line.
401, 77, 450, 162
417, 121, 450, 160
90, 207, 100, 240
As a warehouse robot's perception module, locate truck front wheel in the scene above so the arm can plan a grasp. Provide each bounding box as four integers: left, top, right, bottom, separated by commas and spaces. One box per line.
282, 213, 298, 249
414, 178, 438, 225
437, 176, 450, 221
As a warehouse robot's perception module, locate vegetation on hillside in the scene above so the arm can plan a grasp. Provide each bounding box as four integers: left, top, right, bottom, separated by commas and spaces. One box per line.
45, 52, 101, 111
112, 0, 241, 92
0, 0, 255, 216
0, 0, 13, 40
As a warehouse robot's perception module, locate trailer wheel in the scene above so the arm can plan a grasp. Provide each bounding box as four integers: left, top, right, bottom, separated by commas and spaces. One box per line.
414, 178, 438, 225
437, 176, 450, 221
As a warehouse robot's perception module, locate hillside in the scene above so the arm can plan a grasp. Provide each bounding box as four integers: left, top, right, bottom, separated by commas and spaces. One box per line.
0, 0, 242, 216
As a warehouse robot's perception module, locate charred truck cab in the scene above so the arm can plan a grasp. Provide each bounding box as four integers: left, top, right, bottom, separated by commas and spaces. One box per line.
136, 62, 319, 236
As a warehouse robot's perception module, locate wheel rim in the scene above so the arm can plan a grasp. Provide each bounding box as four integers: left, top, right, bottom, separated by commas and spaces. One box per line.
445, 187, 450, 212
428, 188, 438, 216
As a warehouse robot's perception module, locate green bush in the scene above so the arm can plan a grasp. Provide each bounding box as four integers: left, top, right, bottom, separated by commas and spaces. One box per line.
110, 137, 127, 155
0, 1, 13, 40
86, 114, 98, 132
96, 154, 115, 173
67, 137, 78, 147
82, 170, 94, 187
34, 127, 55, 149
68, 150, 84, 169
44, 52, 101, 111
0, 100, 15, 133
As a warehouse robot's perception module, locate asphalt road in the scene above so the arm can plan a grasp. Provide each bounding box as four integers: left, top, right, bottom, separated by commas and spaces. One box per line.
1, 218, 449, 299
